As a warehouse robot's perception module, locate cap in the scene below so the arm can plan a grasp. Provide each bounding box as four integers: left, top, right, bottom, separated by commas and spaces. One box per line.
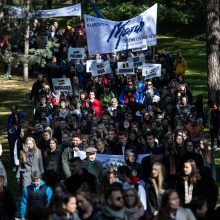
85, 147, 97, 153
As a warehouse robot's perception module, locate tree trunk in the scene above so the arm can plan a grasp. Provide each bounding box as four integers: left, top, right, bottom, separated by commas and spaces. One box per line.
23, 0, 30, 82
207, 0, 220, 104
0, 0, 4, 19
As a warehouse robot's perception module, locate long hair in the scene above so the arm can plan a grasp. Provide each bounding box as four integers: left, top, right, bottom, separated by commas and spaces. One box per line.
156, 189, 178, 220
123, 188, 142, 208
183, 159, 199, 184
76, 191, 94, 207
20, 137, 39, 163
151, 162, 165, 196
99, 169, 117, 206
164, 132, 177, 155
49, 138, 59, 150
199, 138, 211, 164
54, 193, 76, 216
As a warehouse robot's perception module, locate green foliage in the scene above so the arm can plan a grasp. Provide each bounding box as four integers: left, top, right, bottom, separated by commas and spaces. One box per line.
158, 4, 194, 24
0, 37, 60, 68
98, 3, 148, 20
28, 37, 60, 67
93, 0, 204, 25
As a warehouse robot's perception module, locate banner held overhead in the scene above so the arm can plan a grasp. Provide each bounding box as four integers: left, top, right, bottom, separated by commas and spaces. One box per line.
84, 4, 157, 55
8, 4, 81, 18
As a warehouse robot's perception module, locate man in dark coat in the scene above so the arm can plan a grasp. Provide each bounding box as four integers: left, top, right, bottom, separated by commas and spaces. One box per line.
29, 74, 45, 104
65, 157, 98, 195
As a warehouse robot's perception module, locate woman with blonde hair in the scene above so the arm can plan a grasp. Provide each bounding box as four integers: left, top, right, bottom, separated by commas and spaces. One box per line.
107, 97, 119, 116
16, 137, 44, 189
146, 162, 166, 219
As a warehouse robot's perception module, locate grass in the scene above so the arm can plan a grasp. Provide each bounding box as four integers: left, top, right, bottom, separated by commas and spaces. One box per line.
157, 36, 207, 100
0, 70, 34, 199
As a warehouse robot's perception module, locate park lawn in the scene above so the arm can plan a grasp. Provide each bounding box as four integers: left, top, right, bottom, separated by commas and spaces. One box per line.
0, 73, 34, 198
0, 35, 218, 202
157, 35, 207, 100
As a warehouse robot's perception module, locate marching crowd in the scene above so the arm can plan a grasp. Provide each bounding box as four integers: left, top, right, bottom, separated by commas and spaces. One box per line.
0, 19, 220, 220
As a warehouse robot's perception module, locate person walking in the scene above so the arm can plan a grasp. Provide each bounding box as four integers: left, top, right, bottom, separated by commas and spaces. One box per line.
16, 137, 44, 189
20, 171, 53, 220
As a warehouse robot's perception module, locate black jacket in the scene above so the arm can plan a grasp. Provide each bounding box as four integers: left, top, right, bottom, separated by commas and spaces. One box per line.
43, 149, 62, 187
146, 178, 159, 216
65, 168, 98, 194
0, 187, 16, 220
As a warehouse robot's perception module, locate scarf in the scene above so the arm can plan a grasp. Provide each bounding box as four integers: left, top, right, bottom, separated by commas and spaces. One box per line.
84, 159, 94, 171
184, 180, 193, 204
104, 205, 128, 220
124, 205, 144, 220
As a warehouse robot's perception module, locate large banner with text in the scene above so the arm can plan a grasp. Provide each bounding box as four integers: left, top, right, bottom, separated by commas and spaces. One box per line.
84, 4, 157, 55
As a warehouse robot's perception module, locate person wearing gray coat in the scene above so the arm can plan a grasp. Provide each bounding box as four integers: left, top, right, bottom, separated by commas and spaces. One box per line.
62, 135, 83, 179
16, 137, 44, 189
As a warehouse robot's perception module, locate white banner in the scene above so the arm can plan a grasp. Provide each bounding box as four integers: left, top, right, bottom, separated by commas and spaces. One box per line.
127, 54, 145, 68
117, 61, 135, 75
86, 59, 103, 72
74, 151, 150, 170
91, 61, 111, 76
8, 6, 24, 18
52, 78, 72, 92
9, 4, 81, 18
142, 63, 161, 79
68, 47, 85, 61
84, 4, 157, 55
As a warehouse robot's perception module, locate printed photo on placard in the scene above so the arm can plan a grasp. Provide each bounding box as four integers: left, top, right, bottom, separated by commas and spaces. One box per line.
86, 59, 103, 72
117, 61, 135, 75
68, 47, 85, 61
127, 54, 145, 68
91, 61, 111, 76
142, 63, 161, 79
52, 78, 72, 92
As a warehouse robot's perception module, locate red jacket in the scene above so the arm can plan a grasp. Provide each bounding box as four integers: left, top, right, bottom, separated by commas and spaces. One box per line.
83, 98, 102, 119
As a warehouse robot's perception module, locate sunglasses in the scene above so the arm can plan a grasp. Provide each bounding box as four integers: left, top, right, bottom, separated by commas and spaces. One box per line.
115, 196, 124, 201
128, 84, 133, 86
147, 83, 152, 85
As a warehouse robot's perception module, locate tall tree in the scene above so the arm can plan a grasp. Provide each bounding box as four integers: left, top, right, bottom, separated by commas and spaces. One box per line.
23, 0, 30, 82
206, 0, 220, 104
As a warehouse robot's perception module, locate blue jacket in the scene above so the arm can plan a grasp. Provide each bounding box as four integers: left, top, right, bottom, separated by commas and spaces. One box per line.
6, 112, 26, 131
119, 81, 145, 105
20, 180, 53, 218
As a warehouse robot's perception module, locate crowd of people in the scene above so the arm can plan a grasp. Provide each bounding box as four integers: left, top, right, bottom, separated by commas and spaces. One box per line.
0, 19, 220, 220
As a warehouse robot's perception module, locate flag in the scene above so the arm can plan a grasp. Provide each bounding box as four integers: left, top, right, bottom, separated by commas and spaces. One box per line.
91, 3, 106, 19
123, 63, 129, 68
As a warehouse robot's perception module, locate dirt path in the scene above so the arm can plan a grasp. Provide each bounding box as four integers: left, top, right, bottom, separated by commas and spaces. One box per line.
0, 74, 35, 203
